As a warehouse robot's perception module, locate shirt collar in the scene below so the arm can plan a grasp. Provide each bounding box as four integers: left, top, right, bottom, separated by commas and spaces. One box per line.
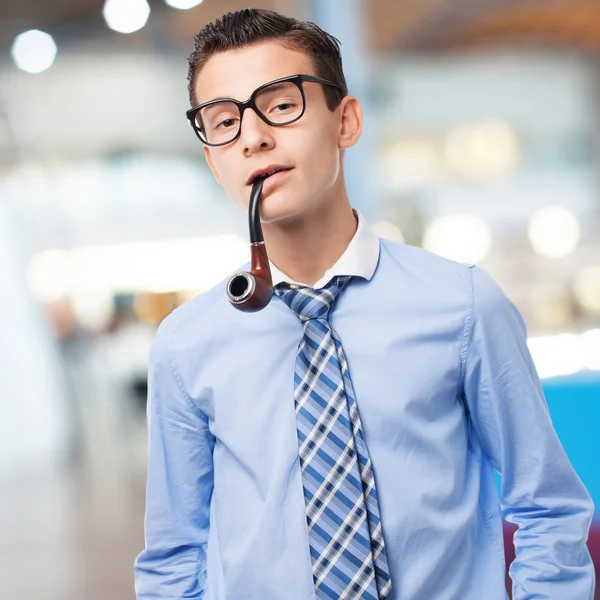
269, 208, 380, 289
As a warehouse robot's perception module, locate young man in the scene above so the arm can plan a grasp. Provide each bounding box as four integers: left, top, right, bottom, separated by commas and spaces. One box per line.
134, 8, 595, 600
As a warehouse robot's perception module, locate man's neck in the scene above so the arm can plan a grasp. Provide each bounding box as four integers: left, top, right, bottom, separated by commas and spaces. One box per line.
262, 195, 358, 287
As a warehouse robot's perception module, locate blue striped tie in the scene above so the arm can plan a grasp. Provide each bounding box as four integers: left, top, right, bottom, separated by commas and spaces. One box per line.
274, 275, 392, 600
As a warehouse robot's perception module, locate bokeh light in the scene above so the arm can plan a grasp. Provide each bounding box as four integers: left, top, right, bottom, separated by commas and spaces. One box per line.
370, 220, 405, 243
527, 333, 586, 379
103, 0, 151, 34
26, 249, 74, 302
10, 29, 57, 74
573, 265, 600, 313
528, 206, 581, 258
444, 119, 519, 179
423, 213, 492, 263
581, 329, 600, 370
164, 0, 204, 9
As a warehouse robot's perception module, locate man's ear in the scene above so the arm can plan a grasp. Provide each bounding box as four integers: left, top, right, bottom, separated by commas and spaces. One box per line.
338, 96, 363, 150
203, 146, 224, 187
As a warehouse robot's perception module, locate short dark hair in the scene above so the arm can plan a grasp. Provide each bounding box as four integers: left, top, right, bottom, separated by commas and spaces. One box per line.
187, 8, 348, 111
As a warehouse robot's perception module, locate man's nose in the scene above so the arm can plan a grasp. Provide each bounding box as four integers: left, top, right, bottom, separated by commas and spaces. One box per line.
239, 108, 275, 155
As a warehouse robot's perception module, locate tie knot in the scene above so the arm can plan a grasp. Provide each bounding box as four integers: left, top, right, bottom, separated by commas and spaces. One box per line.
274, 275, 353, 322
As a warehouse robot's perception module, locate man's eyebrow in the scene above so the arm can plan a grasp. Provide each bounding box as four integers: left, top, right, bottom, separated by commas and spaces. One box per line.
201, 102, 235, 115
258, 82, 291, 94
198, 93, 236, 105
197, 81, 294, 105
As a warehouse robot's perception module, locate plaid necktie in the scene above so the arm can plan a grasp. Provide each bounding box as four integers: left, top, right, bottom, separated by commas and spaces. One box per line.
274, 275, 392, 600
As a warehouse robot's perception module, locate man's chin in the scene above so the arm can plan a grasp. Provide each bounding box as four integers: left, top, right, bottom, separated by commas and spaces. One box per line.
254, 192, 304, 225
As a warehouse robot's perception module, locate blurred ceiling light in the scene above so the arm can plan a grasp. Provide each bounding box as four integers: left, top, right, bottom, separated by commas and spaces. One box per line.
27, 249, 74, 302
382, 137, 438, 190
527, 333, 586, 379
70, 290, 115, 333
444, 119, 518, 179
370, 220, 405, 243
528, 206, 580, 258
103, 0, 151, 34
11, 30, 57, 74
164, 0, 204, 8
573, 265, 600, 313
27, 235, 249, 299
581, 329, 600, 370
423, 213, 491, 263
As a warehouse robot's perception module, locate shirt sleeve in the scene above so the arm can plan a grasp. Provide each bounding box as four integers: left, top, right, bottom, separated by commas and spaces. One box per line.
462, 264, 595, 600
134, 320, 215, 599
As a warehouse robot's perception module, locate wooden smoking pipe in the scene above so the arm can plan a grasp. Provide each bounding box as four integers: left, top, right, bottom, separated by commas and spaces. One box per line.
226, 176, 274, 312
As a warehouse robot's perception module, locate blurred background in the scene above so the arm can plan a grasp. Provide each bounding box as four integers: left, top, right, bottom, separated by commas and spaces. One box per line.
0, 0, 599, 598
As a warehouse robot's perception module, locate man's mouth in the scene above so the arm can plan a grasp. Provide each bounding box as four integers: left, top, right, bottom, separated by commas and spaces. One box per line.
247, 166, 293, 185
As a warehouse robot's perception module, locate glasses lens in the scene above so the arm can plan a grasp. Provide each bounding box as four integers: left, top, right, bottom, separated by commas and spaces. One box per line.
197, 101, 240, 145
255, 81, 304, 125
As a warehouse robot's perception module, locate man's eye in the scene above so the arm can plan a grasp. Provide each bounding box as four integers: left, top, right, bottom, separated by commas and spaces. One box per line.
216, 118, 237, 129
274, 102, 295, 112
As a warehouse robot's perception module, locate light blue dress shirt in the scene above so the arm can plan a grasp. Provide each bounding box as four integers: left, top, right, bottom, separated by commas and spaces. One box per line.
134, 209, 595, 600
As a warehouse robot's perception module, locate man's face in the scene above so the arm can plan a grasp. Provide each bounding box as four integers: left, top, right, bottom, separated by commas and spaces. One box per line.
195, 41, 355, 224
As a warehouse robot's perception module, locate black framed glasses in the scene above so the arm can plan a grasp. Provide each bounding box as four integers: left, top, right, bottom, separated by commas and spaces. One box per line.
186, 74, 344, 147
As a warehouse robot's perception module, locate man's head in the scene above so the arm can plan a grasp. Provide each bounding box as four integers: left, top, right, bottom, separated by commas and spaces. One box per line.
187, 8, 363, 225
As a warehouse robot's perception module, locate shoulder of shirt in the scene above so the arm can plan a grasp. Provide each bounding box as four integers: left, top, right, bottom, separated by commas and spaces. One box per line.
378, 236, 476, 285
377, 237, 513, 316
380, 238, 526, 351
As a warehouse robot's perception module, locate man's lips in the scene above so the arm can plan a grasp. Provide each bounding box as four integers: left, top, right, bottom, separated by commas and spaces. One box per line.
254, 168, 293, 194
246, 165, 294, 185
